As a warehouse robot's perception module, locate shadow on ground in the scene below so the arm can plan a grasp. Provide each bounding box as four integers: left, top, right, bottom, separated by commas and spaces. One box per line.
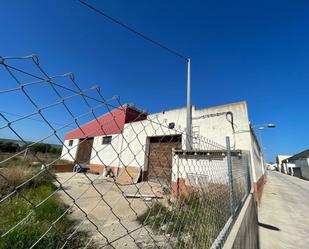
258, 222, 280, 231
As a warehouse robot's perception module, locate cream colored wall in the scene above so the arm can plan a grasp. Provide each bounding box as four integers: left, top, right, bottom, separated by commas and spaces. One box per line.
121, 116, 181, 170
171, 154, 228, 184
276, 155, 292, 165
120, 101, 258, 173
145, 102, 263, 182
61, 138, 79, 161
61, 101, 264, 182
193, 102, 251, 151
250, 134, 263, 182
89, 134, 122, 166
295, 158, 309, 180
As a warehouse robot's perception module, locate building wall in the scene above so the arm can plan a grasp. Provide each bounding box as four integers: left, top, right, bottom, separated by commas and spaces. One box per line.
250, 133, 263, 182
171, 153, 228, 184
89, 133, 122, 167
276, 155, 292, 172
171, 152, 250, 195
121, 117, 181, 171
295, 158, 309, 180
145, 102, 262, 183
119, 101, 253, 171
192, 101, 262, 183
193, 102, 251, 151
60, 101, 264, 186
61, 138, 79, 161
276, 155, 292, 165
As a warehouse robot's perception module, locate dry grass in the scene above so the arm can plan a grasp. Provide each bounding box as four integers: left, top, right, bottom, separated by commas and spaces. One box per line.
0, 166, 35, 196
0, 152, 63, 168
53, 159, 73, 165
0, 163, 95, 248
137, 185, 230, 249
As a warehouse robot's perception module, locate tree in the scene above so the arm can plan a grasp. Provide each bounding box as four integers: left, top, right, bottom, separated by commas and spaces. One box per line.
0, 141, 20, 153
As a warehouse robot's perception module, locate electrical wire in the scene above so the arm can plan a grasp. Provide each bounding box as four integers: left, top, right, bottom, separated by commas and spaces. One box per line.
0, 110, 74, 128
77, 0, 188, 61
193, 111, 237, 148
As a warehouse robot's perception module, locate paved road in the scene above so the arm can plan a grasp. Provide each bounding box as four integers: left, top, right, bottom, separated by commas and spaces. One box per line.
259, 171, 309, 249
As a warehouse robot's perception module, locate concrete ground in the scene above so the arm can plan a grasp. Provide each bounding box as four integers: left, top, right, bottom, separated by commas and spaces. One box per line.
56, 172, 170, 249
259, 171, 309, 249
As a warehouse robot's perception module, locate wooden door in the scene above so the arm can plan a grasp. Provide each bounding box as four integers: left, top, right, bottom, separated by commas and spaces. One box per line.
148, 135, 181, 182
75, 137, 94, 165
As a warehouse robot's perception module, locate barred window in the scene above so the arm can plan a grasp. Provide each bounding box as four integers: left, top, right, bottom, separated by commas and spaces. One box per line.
68, 140, 73, 146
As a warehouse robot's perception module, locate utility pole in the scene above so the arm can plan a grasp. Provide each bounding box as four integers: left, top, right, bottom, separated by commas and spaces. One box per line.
79, 0, 193, 149
186, 58, 192, 150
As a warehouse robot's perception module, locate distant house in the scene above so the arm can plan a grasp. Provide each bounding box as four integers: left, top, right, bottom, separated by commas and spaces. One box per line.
282, 149, 309, 180
276, 155, 292, 173
61, 101, 265, 199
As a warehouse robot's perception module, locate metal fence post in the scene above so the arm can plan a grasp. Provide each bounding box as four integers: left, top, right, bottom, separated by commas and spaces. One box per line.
226, 136, 235, 217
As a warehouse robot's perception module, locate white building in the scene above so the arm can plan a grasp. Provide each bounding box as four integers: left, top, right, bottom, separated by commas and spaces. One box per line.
61, 101, 265, 199
282, 149, 309, 179
276, 155, 292, 173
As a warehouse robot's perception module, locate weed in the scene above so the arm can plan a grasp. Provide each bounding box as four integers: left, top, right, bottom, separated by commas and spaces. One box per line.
0, 163, 94, 249
137, 185, 230, 249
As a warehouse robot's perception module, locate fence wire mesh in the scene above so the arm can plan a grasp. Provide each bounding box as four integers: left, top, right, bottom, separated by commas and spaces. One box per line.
0, 55, 251, 249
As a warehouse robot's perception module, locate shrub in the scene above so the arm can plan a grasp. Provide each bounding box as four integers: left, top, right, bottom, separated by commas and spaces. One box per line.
0, 154, 32, 168
0, 166, 35, 197
0, 166, 94, 249
0, 183, 93, 249
0, 141, 20, 153
137, 186, 230, 249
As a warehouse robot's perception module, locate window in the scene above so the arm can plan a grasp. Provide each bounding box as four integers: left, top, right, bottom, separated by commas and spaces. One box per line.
102, 136, 112, 145
68, 140, 73, 146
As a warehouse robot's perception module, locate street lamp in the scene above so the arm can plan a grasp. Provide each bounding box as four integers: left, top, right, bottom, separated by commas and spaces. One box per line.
252, 123, 276, 129
254, 123, 276, 174
266, 123, 276, 128
255, 124, 276, 148
254, 123, 276, 150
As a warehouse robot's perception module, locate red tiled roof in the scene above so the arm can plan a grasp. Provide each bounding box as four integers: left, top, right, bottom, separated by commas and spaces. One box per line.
64, 105, 147, 140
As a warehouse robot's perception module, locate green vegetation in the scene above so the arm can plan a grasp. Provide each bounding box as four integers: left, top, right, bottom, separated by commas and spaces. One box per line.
137, 186, 230, 249
0, 141, 62, 155
0, 141, 19, 153
0, 151, 67, 169
0, 161, 93, 249
20, 143, 62, 155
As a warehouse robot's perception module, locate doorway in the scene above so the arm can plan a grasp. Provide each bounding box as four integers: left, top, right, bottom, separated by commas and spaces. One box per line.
75, 137, 94, 165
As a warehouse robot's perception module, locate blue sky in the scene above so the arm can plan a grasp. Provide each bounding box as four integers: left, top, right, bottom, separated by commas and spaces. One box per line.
0, 0, 308, 161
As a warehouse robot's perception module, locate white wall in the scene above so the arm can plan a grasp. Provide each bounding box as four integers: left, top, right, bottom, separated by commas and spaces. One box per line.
171, 152, 250, 188
295, 158, 309, 180
250, 133, 263, 182
119, 102, 250, 170
61, 101, 263, 182
193, 102, 263, 182
171, 153, 229, 185
121, 101, 262, 182
193, 102, 251, 151
121, 116, 181, 170
89, 134, 122, 166
61, 138, 79, 161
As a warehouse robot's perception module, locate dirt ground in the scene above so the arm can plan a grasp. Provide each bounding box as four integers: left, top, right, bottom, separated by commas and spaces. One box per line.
56, 172, 171, 249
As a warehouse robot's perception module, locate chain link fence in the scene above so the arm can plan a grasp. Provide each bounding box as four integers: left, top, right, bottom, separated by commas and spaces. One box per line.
0, 55, 251, 249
